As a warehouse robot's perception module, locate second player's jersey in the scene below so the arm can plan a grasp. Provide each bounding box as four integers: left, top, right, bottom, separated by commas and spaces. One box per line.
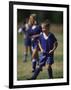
27, 25, 42, 49
27, 25, 42, 39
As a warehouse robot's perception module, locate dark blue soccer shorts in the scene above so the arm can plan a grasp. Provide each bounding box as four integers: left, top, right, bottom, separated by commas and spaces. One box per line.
31, 40, 38, 51
24, 38, 31, 47
46, 57, 54, 65
39, 53, 54, 67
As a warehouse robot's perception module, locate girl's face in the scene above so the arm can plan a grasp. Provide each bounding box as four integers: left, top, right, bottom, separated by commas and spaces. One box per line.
29, 16, 35, 25
41, 24, 48, 32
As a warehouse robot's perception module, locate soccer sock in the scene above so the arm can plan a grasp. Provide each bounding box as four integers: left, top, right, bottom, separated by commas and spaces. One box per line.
47, 67, 53, 79
29, 49, 32, 61
31, 67, 41, 79
37, 58, 39, 65
23, 53, 27, 62
32, 59, 36, 71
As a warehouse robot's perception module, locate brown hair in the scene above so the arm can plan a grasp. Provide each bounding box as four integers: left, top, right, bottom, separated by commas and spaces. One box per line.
42, 19, 50, 28
30, 14, 37, 20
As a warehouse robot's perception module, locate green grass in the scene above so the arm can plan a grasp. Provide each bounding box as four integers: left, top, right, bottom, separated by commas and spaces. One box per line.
17, 24, 63, 80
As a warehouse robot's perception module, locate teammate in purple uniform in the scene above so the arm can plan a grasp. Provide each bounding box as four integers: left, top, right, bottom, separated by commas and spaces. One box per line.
18, 18, 32, 62
28, 20, 58, 79
27, 14, 42, 72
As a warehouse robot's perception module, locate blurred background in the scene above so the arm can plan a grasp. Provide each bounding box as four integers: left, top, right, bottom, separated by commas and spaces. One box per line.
17, 9, 63, 80
17, 9, 63, 28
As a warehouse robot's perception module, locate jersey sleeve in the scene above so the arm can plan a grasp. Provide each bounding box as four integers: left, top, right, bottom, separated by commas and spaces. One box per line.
51, 33, 57, 43
38, 25, 42, 33
22, 27, 26, 33
38, 34, 42, 43
18, 28, 22, 33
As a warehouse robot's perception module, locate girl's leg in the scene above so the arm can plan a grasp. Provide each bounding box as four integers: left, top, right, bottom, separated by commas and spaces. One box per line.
35, 50, 39, 65
23, 46, 28, 62
27, 52, 46, 80
28, 46, 32, 61
47, 64, 53, 79
28, 65, 43, 80
32, 48, 37, 72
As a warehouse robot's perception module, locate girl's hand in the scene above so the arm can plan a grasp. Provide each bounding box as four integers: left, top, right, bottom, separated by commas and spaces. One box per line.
49, 49, 54, 54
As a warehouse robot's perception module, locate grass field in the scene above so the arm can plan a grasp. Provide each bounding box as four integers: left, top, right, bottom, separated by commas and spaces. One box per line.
17, 24, 63, 80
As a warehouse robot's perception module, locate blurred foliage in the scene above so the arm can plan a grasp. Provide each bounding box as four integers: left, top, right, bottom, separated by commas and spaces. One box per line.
17, 9, 63, 24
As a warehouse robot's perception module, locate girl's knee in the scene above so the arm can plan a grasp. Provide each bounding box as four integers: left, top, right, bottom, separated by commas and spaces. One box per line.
47, 64, 52, 69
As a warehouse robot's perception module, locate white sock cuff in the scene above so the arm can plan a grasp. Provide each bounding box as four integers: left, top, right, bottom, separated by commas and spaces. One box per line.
32, 59, 36, 62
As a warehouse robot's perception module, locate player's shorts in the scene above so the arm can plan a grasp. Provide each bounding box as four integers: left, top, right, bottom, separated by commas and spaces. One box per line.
46, 57, 54, 64
39, 53, 54, 67
31, 40, 38, 52
39, 53, 46, 67
24, 38, 31, 47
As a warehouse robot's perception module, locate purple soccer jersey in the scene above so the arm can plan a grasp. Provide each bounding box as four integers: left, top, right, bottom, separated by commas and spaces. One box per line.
27, 25, 42, 49
39, 32, 57, 56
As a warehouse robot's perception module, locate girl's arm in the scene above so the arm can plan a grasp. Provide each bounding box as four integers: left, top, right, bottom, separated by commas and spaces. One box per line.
38, 40, 43, 52
49, 41, 58, 54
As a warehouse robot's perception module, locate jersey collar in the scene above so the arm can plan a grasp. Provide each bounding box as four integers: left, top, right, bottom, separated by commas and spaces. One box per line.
32, 25, 36, 30
43, 32, 51, 40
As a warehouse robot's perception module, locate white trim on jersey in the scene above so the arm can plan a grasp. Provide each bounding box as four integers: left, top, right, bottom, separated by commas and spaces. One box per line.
32, 25, 37, 30
43, 33, 48, 40
18, 27, 22, 33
